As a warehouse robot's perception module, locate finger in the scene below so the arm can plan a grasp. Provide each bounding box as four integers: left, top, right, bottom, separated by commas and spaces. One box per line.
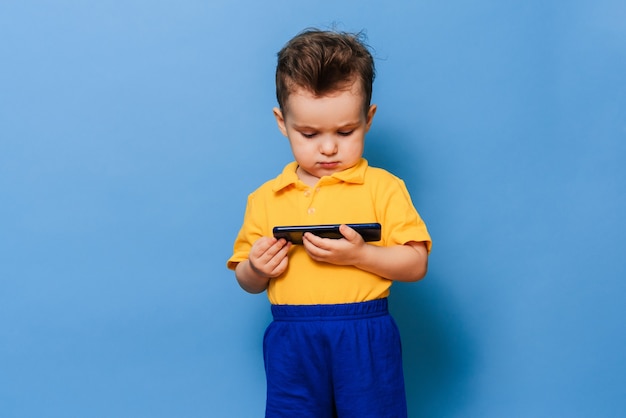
339, 224, 362, 243
267, 238, 290, 258
261, 238, 285, 257
303, 232, 331, 248
251, 237, 276, 255
271, 241, 291, 259
250, 238, 285, 268
302, 238, 331, 261
273, 237, 290, 249
267, 242, 291, 276
272, 253, 290, 275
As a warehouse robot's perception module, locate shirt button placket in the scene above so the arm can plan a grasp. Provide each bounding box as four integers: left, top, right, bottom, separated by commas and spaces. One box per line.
305, 188, 316, 216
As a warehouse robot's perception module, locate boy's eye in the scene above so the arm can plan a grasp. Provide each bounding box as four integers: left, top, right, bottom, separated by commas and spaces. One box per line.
338, 130, 354, 137
301, 132, 317, 138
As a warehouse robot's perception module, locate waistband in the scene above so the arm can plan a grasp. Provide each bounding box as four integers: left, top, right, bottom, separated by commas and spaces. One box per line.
271, 298, 389, 322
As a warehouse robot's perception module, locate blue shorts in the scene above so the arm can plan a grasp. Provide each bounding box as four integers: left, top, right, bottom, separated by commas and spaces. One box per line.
263, 298, 408, 418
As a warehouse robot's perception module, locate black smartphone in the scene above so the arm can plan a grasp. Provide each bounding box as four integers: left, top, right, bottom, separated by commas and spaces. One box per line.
273, 223, 381, 245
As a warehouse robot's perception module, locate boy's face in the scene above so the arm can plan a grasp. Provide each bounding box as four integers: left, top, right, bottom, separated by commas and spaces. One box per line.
273, 84, 377, 186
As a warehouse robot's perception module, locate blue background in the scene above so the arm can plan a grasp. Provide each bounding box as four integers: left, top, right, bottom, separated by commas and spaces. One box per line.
1, 1, 625, 417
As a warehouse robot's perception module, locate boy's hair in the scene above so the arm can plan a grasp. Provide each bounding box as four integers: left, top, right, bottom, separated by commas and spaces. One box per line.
276, 29, 375, 114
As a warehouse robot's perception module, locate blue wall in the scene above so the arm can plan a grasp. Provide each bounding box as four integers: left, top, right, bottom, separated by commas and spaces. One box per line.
1, 1, 624, 416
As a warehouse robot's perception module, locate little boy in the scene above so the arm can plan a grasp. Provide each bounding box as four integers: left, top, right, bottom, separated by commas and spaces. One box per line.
227, 29, 431, 418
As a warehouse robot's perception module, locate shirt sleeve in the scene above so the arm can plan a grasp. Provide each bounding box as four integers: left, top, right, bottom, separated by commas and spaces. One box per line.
226, 192, 265, 270
377, 175, 432, 253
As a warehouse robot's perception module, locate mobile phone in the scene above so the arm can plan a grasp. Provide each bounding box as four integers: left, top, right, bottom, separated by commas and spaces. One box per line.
273, 223, 381, 245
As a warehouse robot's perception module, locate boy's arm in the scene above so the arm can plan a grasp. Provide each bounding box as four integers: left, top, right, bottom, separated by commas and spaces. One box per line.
353, 240, 428, 282
234, 237, 292, 293
302, 224, 428, 282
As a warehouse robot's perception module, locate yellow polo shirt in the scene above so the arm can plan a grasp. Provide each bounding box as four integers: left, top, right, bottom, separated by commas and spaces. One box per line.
227, 158, 431, 305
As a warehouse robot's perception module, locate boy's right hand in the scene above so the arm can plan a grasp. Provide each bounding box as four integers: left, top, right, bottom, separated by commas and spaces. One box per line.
248, 237, 292, 279
235, 237, 291, 294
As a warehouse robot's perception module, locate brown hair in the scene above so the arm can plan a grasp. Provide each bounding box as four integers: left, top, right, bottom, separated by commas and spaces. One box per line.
275, 29, 375, 114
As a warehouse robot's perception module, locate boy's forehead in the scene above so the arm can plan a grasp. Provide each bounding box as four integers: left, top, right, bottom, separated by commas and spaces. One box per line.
283, 83, 368, 114
287, 77, 363, 99
283, 87, 367, 125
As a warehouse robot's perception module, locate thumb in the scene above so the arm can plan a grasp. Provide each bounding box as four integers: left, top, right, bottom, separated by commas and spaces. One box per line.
339, 224, 360, 242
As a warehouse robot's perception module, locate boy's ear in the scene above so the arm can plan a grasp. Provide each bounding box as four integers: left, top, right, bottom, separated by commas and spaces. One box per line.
273, 107, 288, 137
365, 104, 377, 132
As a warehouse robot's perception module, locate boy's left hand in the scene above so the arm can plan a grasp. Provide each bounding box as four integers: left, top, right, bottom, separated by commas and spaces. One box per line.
302, 224, 365, 266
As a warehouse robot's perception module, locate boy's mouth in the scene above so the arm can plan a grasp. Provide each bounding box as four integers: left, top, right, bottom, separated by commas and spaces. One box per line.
319, 162, 339, 169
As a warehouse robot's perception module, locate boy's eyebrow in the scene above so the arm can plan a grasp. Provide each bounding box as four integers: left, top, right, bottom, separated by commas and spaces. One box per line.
291, 121, 361, 130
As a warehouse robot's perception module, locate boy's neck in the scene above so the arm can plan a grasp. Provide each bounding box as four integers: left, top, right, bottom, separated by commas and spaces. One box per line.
296, 166, 321, 188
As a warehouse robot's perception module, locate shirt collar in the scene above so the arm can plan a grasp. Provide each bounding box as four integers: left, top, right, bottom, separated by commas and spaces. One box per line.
271, 158, 369, 192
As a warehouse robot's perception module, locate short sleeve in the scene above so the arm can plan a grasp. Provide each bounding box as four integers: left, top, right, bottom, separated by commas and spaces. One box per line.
226, 192, 265, 270
376, 175, 432, 253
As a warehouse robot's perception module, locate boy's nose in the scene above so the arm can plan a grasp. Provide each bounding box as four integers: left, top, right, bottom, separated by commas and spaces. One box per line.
320, 137, 338, 155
